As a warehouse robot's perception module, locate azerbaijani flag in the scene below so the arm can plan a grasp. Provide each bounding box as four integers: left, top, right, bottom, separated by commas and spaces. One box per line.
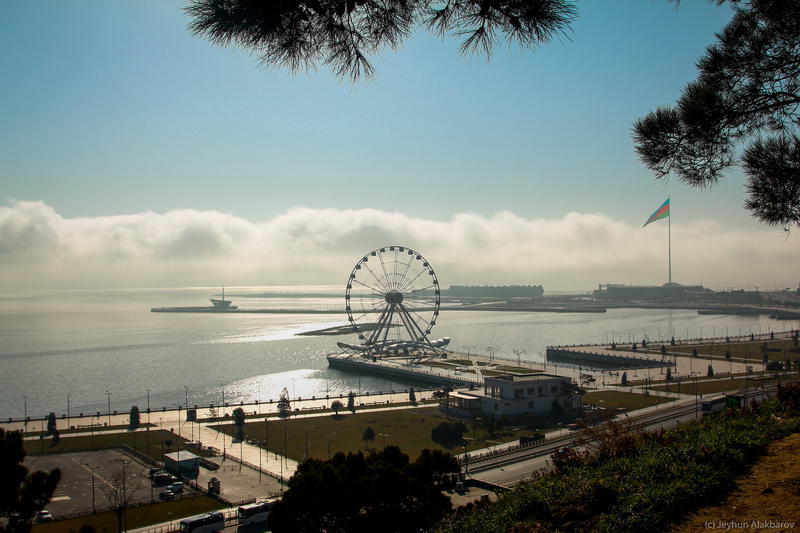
643, 198, 670, 227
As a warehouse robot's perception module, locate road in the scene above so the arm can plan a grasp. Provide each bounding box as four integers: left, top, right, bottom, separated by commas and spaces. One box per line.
470, 386, 779, 487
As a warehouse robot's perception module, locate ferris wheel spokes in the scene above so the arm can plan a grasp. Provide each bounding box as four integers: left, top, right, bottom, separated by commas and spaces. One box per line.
341, 246, 449, 360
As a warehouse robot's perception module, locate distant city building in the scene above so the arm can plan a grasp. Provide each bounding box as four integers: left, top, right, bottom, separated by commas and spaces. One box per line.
443, 374, 581, 417
593, 283, 711, 302
446, 285, 544, 299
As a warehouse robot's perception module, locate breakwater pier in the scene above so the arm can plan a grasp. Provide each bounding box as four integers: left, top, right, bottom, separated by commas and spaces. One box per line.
546, 347, 669, 369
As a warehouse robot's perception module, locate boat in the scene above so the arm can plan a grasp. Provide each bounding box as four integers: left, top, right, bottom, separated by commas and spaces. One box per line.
209, 286, 237, 310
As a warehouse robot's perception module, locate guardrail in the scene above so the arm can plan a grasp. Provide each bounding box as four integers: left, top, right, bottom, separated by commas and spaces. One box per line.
129, 507, 239, 533
464, 398, 698, 470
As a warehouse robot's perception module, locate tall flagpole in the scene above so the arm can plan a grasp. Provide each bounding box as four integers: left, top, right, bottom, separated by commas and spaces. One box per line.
668, 197, 672, 285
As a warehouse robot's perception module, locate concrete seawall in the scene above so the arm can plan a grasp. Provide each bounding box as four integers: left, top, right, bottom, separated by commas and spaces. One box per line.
326, 354, 478, 388
546, 347, 670, 369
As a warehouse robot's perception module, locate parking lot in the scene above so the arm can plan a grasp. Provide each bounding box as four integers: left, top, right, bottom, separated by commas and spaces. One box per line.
195, 455, 283, 504
24, 450, 197, 519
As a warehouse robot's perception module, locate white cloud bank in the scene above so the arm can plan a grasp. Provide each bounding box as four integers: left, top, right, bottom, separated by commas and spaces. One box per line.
1, 200, 797, 291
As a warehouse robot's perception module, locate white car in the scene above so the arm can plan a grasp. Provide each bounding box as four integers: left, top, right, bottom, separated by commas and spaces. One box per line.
36, 510, 54, 522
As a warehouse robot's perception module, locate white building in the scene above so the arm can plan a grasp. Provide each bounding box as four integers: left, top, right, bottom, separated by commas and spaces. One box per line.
163, 450, 199, 475
444, 373, 581, 418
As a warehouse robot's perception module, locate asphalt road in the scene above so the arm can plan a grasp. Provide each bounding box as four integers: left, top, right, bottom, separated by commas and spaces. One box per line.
471, 386, 778, 487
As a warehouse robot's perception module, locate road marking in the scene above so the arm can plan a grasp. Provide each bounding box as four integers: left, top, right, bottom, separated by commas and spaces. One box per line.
50, 496, 71, 502
72, 457, 114, 489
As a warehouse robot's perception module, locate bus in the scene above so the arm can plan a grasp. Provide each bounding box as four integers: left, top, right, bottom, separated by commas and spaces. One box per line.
238, 500, 276, 526
179, 511, 225, 533
701, 397, 727, 415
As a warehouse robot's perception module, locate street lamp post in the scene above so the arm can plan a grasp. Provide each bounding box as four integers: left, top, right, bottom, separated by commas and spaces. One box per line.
146, 389, 151, 455
462, 438, 472, 476
122, 460, 128, 531
23, 395, 27, 429
86, 463, 96, 513
184, 386, 194, 442
304, 425, 315, 460
327, 432, 336, 460
66, 393, 71, 429
105, 391, 111, 426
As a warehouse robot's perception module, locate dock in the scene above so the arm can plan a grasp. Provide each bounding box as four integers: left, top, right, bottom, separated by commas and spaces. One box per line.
326, 353, 480, 388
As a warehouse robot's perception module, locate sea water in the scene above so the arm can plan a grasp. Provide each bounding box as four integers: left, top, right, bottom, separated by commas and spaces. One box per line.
0, 286, 795, 420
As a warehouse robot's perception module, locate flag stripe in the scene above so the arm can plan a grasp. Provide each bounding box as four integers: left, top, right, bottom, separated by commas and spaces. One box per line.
643, 198, 670, 227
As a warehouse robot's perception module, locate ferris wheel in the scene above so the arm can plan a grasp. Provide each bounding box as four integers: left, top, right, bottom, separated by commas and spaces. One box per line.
340, 246, 448, 357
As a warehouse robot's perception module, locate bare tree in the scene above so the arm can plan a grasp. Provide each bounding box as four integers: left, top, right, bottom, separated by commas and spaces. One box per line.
102, 466, 142, 533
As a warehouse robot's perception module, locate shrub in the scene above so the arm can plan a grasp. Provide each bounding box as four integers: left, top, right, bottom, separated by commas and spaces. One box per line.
431, 422, 467, 447
435, 397, 800, 533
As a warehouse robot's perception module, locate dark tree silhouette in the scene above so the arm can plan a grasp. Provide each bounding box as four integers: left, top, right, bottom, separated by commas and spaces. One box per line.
633, 0, 800, 229
267, 445, 458, 532
1, 429, 61, 533
129, 405, 140, 430
430, 421, 467, 447
362, 426, 376, 450
46, 413, 57, 436
347, 391, 356, 414
408, 387, 416, 404
185, 0, 577, 81
232, 407, 246, 440
277, 387, 292, 419
330, 400, 344, 416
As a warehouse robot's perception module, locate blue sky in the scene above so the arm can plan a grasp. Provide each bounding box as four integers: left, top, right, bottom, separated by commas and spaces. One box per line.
2, 1, 740, 223
4, 1, 797, 290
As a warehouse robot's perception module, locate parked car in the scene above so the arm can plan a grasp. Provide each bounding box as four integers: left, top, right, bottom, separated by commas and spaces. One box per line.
152, 473, 176, 486
169, 482, 184, 493
36, 510, 54, 523
159, 489, 175, 500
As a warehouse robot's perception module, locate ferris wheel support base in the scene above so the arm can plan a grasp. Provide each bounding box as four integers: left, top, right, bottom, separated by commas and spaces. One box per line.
336, 337, 450, 363
326, 351, 477, 389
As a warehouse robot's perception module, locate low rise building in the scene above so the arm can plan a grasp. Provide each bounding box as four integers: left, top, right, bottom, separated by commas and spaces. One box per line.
442, 373, 582, 418
163, 450, 199, 476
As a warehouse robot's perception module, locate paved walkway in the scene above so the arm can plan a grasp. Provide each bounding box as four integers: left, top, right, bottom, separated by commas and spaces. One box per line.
3, 389, 443, 482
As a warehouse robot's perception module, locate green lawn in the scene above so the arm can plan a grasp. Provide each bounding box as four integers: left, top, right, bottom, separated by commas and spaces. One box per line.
494, 365, 542, 374
32, 496, 222, 533
670, 338, 800, 361
24, 429, 202, 462
583, 391, 673, 411
448, 359, 490, 366
213, 407, 550, 462
651, 377, 785, 395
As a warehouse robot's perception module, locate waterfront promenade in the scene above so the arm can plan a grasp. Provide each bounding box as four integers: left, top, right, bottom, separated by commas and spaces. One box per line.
2, 388, 442, 484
